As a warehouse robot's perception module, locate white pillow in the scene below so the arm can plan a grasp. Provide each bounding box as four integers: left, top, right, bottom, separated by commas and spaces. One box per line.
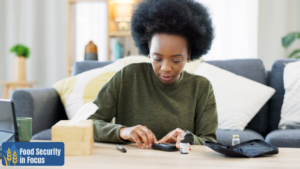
194, 62, 275, 131
279, 61, 300, 129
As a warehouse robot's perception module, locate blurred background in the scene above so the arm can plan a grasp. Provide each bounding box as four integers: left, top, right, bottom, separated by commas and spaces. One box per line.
0, 0, 300, 98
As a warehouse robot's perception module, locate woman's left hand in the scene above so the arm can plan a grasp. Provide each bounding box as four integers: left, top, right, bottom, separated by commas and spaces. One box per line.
158, 128, 192, 150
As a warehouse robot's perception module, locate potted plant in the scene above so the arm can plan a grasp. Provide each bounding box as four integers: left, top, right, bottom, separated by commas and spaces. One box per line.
10, 44, 30, 81
282, 32, 300, 59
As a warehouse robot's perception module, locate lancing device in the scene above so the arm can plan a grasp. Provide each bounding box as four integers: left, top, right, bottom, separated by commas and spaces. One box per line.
180, 134, 193, 154
116, 144, 127, 153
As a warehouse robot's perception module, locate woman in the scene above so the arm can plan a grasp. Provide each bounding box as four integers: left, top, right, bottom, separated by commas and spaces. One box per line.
88, 0, 217, 150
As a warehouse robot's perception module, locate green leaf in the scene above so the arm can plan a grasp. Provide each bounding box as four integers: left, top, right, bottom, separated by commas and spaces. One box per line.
288, 49, 300, 58
295, 56, 300, 59
282, 32, 300, 48
9, 44, 30, 58
10, 46, 16, 52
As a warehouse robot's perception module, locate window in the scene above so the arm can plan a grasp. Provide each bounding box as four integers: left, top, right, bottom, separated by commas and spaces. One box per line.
75, 2, 107, 61
198, 0, 258, 60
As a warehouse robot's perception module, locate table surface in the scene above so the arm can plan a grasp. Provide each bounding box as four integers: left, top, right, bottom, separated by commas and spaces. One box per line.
1, 142, 300, 169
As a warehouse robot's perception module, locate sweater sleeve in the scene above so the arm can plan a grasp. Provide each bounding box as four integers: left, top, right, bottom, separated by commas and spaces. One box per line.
192, 81, 218, 145
87, 70, 129, 143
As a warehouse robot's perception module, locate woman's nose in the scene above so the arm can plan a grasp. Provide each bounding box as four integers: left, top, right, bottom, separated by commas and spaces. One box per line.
161, 61, 172, 72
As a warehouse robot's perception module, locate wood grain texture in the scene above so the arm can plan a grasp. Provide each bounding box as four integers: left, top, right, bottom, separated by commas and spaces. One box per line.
51, 120, 94, 156
2, 141, 296, 169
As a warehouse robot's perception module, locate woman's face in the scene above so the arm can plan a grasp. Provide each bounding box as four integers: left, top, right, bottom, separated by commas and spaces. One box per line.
149, 33, 190, 84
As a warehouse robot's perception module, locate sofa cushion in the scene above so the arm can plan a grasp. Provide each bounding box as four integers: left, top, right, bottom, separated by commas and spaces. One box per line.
265, 129, 300, 148
206, 59, 269, 136
216, 129, 264, 146
32, 129, 51, 140
71, 61, 113, 76
269, 59, 298, 132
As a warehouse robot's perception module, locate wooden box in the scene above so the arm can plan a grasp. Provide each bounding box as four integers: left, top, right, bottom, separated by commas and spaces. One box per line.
52, 120, 94, 156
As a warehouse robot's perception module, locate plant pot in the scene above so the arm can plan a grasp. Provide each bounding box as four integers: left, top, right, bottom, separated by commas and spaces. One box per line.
14, 56, 26, 81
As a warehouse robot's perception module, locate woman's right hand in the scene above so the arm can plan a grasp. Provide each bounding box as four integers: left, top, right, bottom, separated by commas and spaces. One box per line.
119, 125, 158, 149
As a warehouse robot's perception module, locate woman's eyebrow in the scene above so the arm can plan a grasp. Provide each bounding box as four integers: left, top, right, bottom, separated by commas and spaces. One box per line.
153, 52, 183, 57
170, 54, 183, 57
153, 52, 163, 56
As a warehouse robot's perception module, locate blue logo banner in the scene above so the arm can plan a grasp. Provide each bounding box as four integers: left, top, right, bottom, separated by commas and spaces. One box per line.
2, 142, 64, 166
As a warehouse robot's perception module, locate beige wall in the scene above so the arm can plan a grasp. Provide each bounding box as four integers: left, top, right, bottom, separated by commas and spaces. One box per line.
258, 0, 300, 70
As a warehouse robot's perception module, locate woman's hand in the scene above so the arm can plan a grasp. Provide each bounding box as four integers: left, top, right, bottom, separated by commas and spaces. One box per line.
158, 128, 192, 150
119, 125, 158, 149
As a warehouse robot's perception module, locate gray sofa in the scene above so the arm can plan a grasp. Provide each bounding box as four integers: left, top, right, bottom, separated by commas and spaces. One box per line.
12, 58, 300, 148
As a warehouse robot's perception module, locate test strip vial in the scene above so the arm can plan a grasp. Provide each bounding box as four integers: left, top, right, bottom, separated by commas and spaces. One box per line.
232, 135, 240, 146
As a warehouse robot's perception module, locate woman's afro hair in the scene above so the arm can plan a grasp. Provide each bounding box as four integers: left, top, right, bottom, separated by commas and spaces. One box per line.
131, 0, 214, 60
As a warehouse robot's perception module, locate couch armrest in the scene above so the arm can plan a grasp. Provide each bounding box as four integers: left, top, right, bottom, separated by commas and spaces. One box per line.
12, 88, 67, 135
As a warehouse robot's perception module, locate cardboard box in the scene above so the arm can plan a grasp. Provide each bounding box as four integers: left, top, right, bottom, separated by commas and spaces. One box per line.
52, 120, 94, 156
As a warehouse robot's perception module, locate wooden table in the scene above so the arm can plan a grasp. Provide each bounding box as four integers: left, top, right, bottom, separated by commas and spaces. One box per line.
1, 142, 300, 169
0, 81, 35, 99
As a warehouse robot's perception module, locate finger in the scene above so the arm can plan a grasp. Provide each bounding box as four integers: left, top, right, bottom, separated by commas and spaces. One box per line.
176, 133, 184, 149
158, 135, 168, 143
159, 134, 174, 143
148, 131, 153, 147
158, 129, 179, 143
144, 129, 153, 148
176, 128, 182, 134
137, 130, 149, 149
168, 129, 180, 142
169, 134, 178, 142
189, 144, 192, 150
150, 133, 158, 147
152, 133, 158, 144
131, 133, 144, 149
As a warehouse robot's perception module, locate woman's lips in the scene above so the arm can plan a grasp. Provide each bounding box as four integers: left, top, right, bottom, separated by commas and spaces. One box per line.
160, 75, 173, 82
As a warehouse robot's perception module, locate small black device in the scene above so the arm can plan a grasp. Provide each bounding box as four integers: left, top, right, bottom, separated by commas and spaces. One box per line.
182, 129, 193, 145
152, 143, 178, 151
0, 99, 20, 157
116, 144, 127, 153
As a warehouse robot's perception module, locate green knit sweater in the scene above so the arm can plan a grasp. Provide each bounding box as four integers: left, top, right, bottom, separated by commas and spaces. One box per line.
88, 63, 218, 145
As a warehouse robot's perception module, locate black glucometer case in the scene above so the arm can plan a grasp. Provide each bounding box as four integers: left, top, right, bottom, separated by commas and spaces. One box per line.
152, 143, 178, 151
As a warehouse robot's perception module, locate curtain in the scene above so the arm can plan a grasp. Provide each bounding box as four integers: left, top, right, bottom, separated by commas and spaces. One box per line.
197, 0, 259, 60
0, 0, 66, 98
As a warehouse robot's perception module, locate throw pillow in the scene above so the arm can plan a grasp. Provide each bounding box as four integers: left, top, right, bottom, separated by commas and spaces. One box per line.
279, 61, 300, 129
53, 59, 124, 119
194, 62, 275, 131
53, 56, 203, 119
